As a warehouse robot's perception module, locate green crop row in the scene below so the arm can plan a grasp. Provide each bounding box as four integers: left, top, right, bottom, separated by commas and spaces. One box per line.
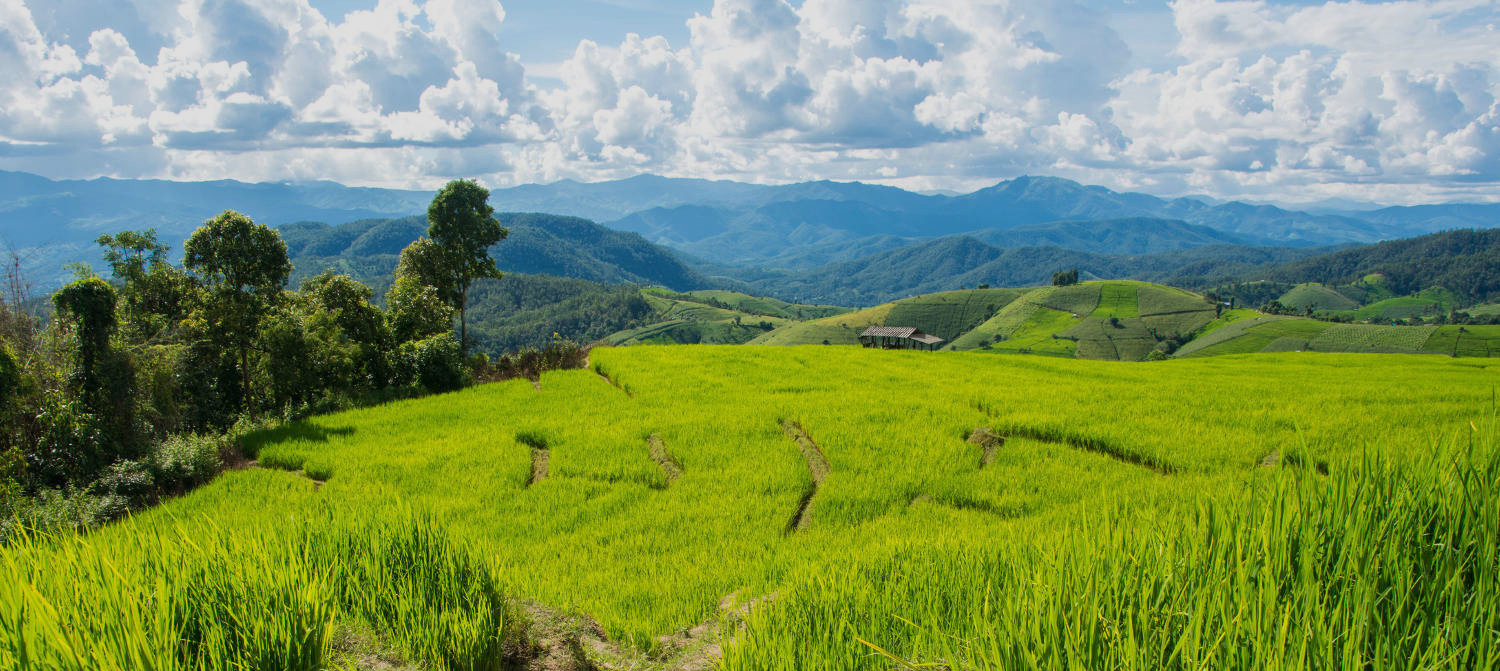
5, 347, 1497, 667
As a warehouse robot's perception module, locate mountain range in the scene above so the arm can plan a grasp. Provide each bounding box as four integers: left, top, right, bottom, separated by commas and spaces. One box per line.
2, 170, 1497, 292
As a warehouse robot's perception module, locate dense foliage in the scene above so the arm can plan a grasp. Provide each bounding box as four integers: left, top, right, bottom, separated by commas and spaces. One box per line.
1261, 228, 1500, 304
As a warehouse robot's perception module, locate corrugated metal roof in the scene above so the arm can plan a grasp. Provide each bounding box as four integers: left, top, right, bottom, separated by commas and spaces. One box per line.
860, 326, 918, 338
911, 333, 945, 345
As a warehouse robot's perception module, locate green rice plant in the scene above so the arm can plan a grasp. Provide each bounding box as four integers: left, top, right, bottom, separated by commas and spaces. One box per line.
1038, 283, 1101, 315
0, 494, 516, 670
1136, 284, 1214, 316
1424, 325, 1500, 357
1174, 316, 1325, 357
6, 345, 1498, 666
722, 439, 1500, 670
1089, 283, 1139, 318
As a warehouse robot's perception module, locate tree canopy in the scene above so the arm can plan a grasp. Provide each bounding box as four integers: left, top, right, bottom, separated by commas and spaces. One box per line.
426, 180, 508, 351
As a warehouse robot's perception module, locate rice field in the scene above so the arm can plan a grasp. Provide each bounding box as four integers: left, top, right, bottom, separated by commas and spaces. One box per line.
4, 346, 1498, 669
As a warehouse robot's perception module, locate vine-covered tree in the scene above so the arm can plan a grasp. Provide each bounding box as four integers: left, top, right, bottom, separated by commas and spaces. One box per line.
51, 277, 139, 478
182, 211, 291, 409
426, 180, 508, 353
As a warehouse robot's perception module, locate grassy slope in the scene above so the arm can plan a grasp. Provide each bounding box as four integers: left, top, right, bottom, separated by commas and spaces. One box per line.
1320, 287, 1458, 321
606, 291, 827, 346
1423, 325, 1500, 357
10, 347, 1497, 668
1279, 283, 1360, 311
750, 289, 1021, 346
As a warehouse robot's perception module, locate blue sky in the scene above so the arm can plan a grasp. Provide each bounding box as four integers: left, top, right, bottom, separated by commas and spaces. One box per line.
2, 0, 1498, 205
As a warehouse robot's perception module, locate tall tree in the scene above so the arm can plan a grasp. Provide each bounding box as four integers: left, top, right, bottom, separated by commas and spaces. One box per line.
426, 180, 508, 353
52, 277, 139, 472
97, 229, 190, 341
182, 211, 291, 409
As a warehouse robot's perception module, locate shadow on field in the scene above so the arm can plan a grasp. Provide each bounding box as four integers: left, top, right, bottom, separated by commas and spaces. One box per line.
238, 422, 357, 460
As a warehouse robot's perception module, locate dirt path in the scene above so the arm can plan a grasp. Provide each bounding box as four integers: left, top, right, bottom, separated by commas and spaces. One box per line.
515, 591, 775, 671
967, 427, 1005, 467
585, 347, 633, 397
968, 405, 1172, 474
647, 434, 684, 485
529, 449, 550, 486
781, 421, 830, 533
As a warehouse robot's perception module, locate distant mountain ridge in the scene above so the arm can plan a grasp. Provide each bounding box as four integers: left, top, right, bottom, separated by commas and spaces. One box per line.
3, 170, 1498, 288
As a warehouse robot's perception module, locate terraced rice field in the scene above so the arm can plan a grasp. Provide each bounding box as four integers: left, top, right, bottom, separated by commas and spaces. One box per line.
5, 347, 1498, 669
1278, 283, 1359, 311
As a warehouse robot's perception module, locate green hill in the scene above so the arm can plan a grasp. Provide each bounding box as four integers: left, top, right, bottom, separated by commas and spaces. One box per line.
748, 288, 1024, 346
1278, 283, 1360, 312
603, 290, 848, 346
750, 282, 1220, 362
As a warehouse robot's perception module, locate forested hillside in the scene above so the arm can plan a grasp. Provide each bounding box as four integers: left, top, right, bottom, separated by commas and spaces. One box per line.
283, 213, 714, 296
1260, 229, 1500, 304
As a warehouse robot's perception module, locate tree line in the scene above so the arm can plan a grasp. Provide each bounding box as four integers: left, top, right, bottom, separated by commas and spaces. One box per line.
0, 179, 522, 530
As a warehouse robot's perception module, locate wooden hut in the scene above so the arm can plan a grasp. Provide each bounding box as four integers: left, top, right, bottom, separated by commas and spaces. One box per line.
858, 326, 945, 351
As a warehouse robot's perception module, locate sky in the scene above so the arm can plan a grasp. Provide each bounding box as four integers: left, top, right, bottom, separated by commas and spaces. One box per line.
1, 0, 1498, 206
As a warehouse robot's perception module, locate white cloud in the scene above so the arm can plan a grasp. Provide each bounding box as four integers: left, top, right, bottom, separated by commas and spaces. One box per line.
0, 0, 1496, 204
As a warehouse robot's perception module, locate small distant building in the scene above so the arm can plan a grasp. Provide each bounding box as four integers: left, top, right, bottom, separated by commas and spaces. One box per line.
858, 326, 945, 351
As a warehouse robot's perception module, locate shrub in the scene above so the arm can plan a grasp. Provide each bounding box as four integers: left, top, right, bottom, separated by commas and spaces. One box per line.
94, 459, 155, 506
151, 433, 227, 494
395, 333, 468, 393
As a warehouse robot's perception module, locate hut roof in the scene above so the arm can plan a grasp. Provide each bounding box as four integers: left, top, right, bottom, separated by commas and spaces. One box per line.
860, 326, 919, 338
911, 333, 945, 345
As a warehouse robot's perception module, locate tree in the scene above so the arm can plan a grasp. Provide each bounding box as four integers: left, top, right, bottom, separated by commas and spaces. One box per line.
300, 271, 392, 387
1052, 269, 1080, 287
426, 180, 508, 353
182, 211, 291, 410
387, 274, 454, 343
97, 229, 191, 341
52, 277, 139, 475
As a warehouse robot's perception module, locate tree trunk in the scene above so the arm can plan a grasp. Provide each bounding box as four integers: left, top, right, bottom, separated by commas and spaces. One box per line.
458, 284, 468, 355
240, 340, 251, 412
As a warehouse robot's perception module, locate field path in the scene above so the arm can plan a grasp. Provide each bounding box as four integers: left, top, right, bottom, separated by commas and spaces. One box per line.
528, 449, 549, 486
781, 421, 830, 533
647, 434, 684, 485
968, 427, 1005, 467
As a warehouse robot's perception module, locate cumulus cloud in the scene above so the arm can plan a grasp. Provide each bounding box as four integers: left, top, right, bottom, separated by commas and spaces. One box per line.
0, 0, 1496, 203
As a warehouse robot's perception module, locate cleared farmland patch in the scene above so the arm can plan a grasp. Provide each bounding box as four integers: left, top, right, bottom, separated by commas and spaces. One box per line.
1039, 283, 1102, 315
1089, 283, 1140, 318
1174, 316, 1325, 357
1307, 323, 1439, 353
1423, 325, 1500, 357
1061, 317, 1157, 361
989, 306, 1080, 356
884, 288, 1024, 341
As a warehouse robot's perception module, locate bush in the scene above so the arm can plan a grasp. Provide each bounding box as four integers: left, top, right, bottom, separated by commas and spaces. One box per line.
151, 433, 227, 494
94, 459, 155, 505
395, 334, 468, 393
